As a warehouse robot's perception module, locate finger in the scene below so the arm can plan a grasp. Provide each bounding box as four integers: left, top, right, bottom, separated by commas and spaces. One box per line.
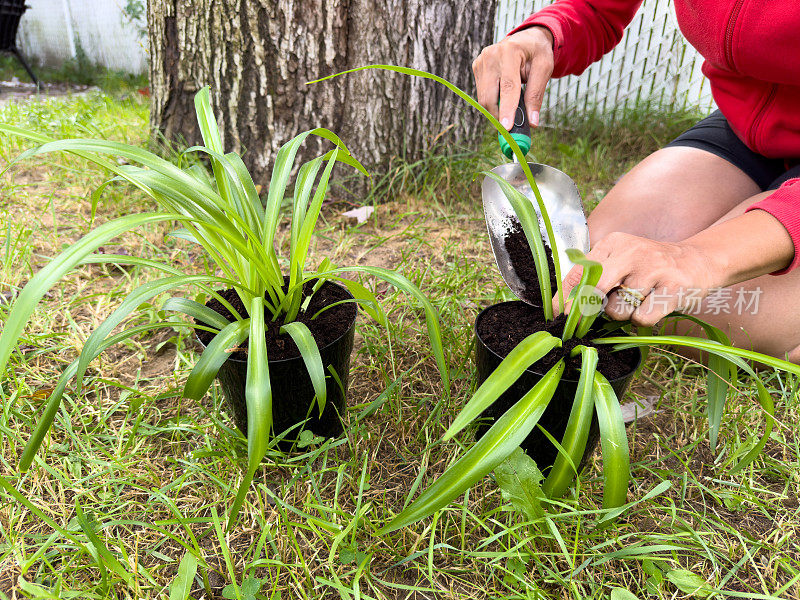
473, 52, 500, 119
632, 286, 679, 327
605, 288, 638, 322
523, 56, 552, 128
497, 59, 522, 130
553, 264, 583, 314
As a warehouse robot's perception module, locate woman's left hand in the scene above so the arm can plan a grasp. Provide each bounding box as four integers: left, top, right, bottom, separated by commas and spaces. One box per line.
556, 231, 718, 326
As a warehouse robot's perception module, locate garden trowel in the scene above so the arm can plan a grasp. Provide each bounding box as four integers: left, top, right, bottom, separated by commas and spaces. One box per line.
482, 91, 590, 305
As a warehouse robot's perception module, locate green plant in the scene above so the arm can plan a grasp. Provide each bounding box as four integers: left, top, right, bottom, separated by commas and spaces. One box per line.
0, 86, 449, 527
314, 65, 800, 534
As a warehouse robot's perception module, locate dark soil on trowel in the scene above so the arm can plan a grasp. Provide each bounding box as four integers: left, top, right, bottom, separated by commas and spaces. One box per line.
503, 221, 559, 297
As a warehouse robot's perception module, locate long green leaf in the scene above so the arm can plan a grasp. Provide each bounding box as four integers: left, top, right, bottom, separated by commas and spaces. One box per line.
378, 361, 565, 534
227, 296, 272, 530
594, 335, 800, 378
75, 275, 215, 392
326, 265, 449, 390
309, 64, 562, 304
0, 212, 180, 377
75, 503, 134, 587
593, 372, 630, 509
563, 248, 603, 340
444, 331, 560, 440
543, 346, 598, 498
184, 320, 250, 401
161, 297, 231, 330
279, 322, 327, 416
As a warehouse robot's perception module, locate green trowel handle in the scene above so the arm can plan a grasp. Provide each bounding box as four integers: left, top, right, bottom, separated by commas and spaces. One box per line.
498, 90, 531, 160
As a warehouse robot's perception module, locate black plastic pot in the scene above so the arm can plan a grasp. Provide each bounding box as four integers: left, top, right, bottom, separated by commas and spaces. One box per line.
474, 301, 642, 473
202, 284, 357, 448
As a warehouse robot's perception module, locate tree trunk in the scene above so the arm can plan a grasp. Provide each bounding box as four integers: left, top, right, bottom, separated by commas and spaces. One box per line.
147, 0, 497, 193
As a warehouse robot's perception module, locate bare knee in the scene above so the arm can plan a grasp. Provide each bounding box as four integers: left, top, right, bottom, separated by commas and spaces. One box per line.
788, 344, 800, 365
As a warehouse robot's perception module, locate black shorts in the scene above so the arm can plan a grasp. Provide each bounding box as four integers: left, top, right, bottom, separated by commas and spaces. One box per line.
666, 110, 800, 191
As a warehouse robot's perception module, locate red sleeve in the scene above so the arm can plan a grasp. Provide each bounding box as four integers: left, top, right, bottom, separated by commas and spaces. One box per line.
745, 178, 800, 275
508, 0, 644, 78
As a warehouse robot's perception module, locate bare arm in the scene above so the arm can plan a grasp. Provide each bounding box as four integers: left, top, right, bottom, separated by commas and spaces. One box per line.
559, 210, 795, 326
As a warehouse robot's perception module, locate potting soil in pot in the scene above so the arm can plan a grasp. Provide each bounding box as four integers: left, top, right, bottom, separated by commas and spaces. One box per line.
477, 303, 638, 379
197, 280, 357, 358
197, 280, 358, 445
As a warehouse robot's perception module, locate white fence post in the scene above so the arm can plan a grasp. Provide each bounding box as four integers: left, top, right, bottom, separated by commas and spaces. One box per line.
494, 0, 715, 117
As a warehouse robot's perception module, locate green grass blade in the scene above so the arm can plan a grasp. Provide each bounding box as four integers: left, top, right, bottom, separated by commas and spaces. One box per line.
727, 377, 775, 473
593, 372, 630, 509
543, 346, 598, 498
279, 322, 327, 416
378, 361, 565, 534
227, 296, 272, 530
0, 212, 179, 377
184, 320, 250, 401
482, 171, 552, 318
19, 321, 190, 470
75, 503, 134, 587
444, 331, 560, 440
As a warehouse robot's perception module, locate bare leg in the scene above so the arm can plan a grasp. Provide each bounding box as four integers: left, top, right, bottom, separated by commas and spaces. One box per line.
587, 147, 800, 361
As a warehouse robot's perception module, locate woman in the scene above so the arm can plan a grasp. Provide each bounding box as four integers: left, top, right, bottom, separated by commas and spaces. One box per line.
472, 0, 800, 362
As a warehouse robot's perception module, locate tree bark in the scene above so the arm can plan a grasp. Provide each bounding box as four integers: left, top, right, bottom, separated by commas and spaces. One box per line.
147, 0, 497, 192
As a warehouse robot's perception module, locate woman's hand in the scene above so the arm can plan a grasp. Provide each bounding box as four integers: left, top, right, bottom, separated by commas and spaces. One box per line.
472, 26, 555, 130
557, 232, 719, 327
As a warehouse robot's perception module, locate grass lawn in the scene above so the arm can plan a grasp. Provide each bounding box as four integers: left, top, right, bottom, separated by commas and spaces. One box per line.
0, 92, 798, 600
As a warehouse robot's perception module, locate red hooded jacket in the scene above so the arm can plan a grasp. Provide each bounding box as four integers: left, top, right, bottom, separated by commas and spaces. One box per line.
510, 0, 800, 273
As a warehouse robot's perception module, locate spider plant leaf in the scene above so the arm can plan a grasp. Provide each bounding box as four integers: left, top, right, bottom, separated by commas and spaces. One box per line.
184, 320, 250, 401
286, 151, 340, 322
377, 361, 564, 534
316, 276, 387, 330
228, 297, 272, 530
75, 275, 214, 393
309, 65, 561, 302
564, 249, 604, 339
161, 297, 231, 330
280, 322, 327, 416
543, 346, 598, 498
292, 150, 340, 287
262, 131, 315, 255
291, 157, 325, 250
0, 212, 180, 378
444, 331, 560, 440
332, 265, 449, 389
594, 335, 800, 378
19, 321, 190, 471
193, 88, 237, 217
593, 372, 630, 509
482, 171, 552, 319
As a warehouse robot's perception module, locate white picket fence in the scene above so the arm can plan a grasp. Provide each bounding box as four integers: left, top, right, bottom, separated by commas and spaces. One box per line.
15, 0, 147, 75
495, 0, 716, 117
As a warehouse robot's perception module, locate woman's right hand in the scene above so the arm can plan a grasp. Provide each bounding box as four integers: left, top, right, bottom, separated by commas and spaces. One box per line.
472, 26, 555, 130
